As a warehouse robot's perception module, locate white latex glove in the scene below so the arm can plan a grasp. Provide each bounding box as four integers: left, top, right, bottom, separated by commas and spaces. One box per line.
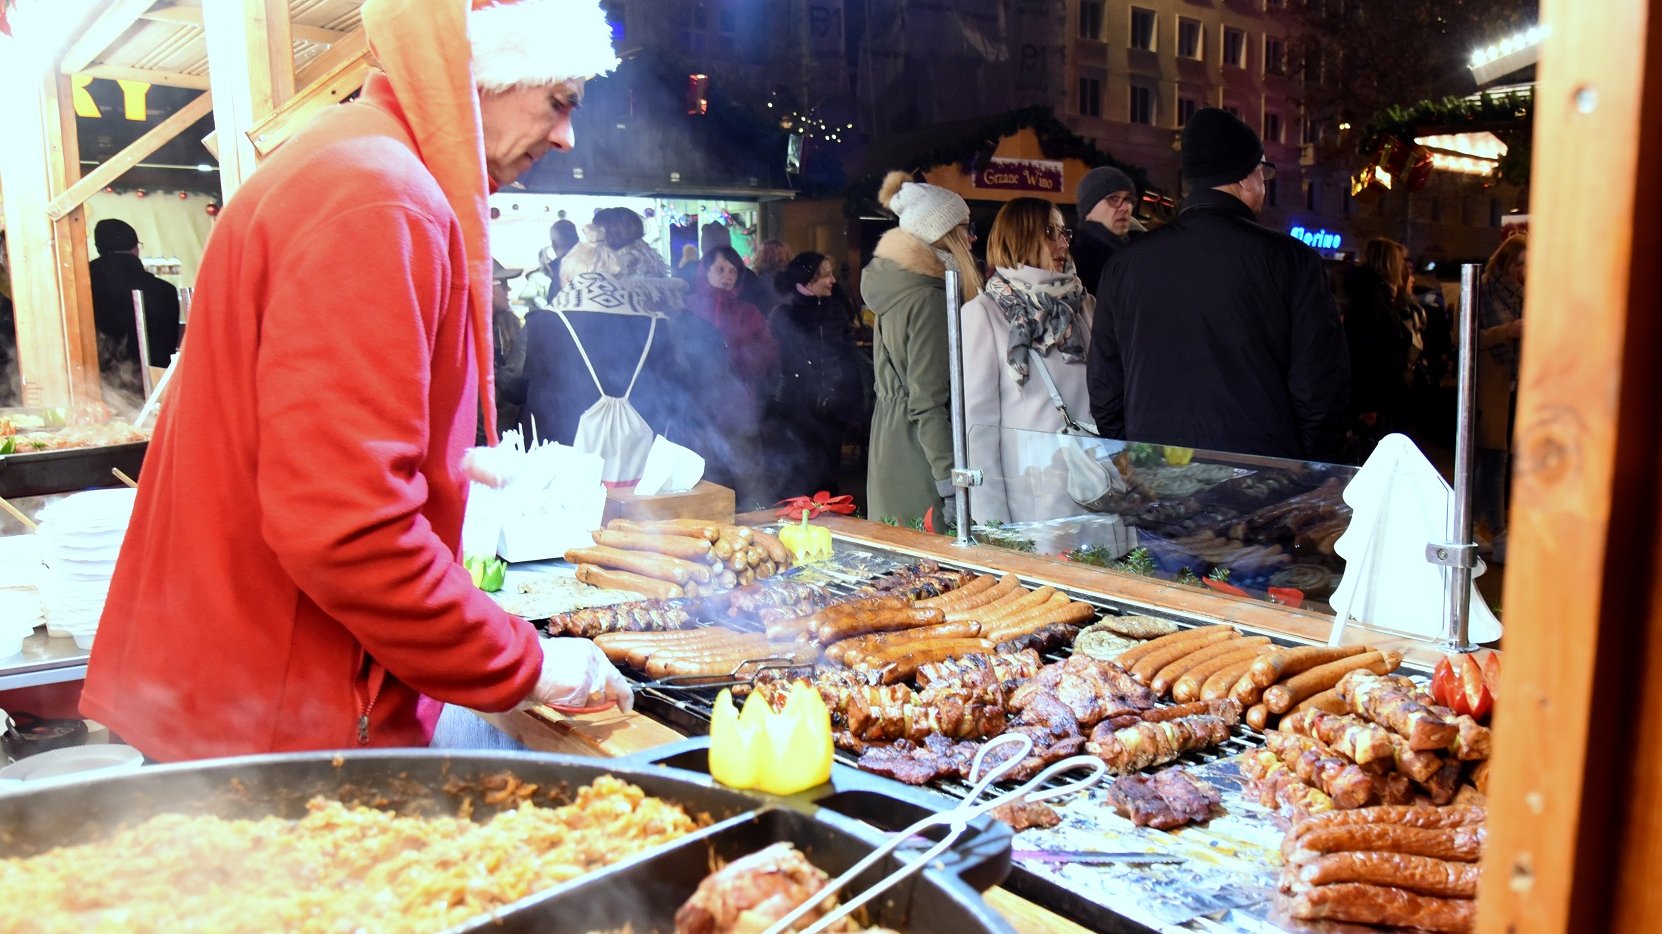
461, 445, 519, 489
518, 637, 635, 713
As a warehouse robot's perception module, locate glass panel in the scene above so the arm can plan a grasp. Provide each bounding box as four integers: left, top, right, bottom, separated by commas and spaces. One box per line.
965, 424, 1357, 616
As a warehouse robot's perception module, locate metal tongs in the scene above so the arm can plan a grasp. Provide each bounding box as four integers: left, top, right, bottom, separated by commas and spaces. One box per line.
762, 733, 1108, 934
633, 656, 811, 692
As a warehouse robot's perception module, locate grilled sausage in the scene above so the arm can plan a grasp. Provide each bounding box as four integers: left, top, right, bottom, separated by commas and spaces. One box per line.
1285, 883, 1475, 933
1173, 642, 1274, 702
1285, 823, 1485, 864
1246, 703, 1270, 731
983, 600, 1096, 645
815, 606, 946, 642
566, 546, 711, 584
590, 529, 713, 560
1290, 687, 1349, 715
1133, 630, 1243, 689
873, 639, 998, 685
611, 518, 720, 542
1264, 650, 1402, 714
975, 586, 1058, 625
573, 564, 684, 599
1200, 658, 1258, 701
917, 574, 996, 608
1248, 644, 1368, 689
1113, 624, 1236, 669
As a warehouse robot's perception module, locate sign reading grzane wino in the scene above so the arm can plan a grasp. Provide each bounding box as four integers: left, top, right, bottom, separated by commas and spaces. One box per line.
973, 157, 1064, 193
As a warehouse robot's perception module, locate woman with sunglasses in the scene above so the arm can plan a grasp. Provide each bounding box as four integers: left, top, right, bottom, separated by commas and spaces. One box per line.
960, 197, 1095, 523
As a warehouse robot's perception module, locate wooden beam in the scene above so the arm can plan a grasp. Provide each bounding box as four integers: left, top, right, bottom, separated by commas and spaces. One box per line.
1477, 0, 1662, 930
59, 0, 160, 75
200, 0, 288, 199
46, 92, 213, 221
45, 73, 101, 404
248, 51, 369, 158
78, 63, 210, 91
142, 3, 345, 47
294, 25, 367, 88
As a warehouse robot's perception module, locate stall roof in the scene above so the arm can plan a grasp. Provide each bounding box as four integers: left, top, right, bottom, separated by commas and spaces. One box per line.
76, 0, 362, 91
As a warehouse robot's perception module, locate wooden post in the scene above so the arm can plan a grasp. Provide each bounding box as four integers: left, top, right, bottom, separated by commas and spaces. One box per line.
201, 0, 294, 201
1477, 0, 1662, 931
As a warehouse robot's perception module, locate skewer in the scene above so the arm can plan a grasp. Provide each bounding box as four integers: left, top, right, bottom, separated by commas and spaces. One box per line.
111, 468, 138, 489
0, 495, 38, 532
634, 656, 806, 692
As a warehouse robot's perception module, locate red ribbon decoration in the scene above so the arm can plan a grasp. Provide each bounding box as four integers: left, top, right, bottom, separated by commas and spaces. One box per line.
775, 490, 856, 522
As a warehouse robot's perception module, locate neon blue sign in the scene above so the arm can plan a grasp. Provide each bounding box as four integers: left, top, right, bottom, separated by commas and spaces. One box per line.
1289, 226, 1342, 250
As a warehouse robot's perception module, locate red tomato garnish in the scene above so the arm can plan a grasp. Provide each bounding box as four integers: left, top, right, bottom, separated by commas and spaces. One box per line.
1457, 653, 1493, 720
1432, 656, 1458, 709
1481, 651, 1501, 699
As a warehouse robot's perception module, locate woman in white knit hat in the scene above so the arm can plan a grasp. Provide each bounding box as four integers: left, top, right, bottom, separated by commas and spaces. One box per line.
861, 171, 983, 525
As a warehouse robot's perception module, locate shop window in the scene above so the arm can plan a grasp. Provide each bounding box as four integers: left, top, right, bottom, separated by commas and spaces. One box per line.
1079, 76, 1103, 118
1265, 36, 1286, 75
1130, 85, 1155, 125
1223, 26, 1247, 67
1177, 96, 1198, 127
1079, 0, 1104, 41
1177, 17, 1203, 59
1130, 7, 1156, 51
1264, 112, 1283, 144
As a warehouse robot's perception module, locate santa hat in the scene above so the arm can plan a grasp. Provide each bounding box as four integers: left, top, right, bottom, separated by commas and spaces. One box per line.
469, 0, 619, 92
359, 0, 615, 444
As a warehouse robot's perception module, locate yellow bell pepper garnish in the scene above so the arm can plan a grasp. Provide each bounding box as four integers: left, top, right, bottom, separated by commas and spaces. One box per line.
1163, 445, 1196, 466
777, 513, 834, 564
707, 683, 833, 795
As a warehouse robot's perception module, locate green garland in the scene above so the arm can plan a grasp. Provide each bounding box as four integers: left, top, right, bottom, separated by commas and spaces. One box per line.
1359, 90, 1534, 186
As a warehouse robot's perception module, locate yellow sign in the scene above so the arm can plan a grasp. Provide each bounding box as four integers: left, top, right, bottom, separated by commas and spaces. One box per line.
71, 75, 152, 121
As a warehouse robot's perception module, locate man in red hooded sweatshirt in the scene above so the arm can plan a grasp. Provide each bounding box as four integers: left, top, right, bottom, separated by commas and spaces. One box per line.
80, 0, 629, 761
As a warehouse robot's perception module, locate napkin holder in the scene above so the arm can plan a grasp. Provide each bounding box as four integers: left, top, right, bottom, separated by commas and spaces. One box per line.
602, 480, 736, 524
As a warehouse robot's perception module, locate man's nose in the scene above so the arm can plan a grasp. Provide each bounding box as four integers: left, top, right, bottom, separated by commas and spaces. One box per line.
548, 118, 575, 152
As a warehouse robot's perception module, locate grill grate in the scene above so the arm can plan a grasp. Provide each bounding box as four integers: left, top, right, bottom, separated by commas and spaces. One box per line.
625, 544, 1274, 800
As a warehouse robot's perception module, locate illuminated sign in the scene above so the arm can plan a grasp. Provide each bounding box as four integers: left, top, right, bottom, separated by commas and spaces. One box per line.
973, 157, 1064, 193
72, 75, 152, 120
1289, 226, 1342, 250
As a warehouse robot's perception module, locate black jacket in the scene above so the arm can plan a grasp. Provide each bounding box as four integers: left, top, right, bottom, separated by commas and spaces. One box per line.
89, 252, 181, 376
1340, 265, 1407, 419
1070, 221, 1123, 300
768, 291, 861, 417
1086, 189, 1350, 462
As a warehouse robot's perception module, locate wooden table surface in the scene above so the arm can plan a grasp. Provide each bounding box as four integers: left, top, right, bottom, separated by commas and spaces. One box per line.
479, 706, 1096, 934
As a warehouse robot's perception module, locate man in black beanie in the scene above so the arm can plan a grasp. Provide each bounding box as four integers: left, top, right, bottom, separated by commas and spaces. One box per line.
1086, 108, 1350, 462
1071, 165, 1138, 299
88, 218, 181, 399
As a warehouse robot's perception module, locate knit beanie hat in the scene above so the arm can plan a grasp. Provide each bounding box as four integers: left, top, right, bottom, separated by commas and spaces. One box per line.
94, 219, 139, 254
878, 170, 969, 245
1075, 166, 1134, 221
1181, 108, 1264, 189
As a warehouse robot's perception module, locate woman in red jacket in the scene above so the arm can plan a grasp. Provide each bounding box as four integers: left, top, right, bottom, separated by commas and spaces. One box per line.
686, 245, 778, 505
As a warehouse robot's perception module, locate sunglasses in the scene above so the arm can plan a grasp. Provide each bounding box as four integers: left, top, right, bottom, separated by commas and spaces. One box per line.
1045, 225, 1074, 241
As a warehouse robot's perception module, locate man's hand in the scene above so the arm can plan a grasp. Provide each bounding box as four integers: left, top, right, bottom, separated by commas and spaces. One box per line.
935, 477, 958, 530
519, 637, 634, 713
461, 446, 517, 489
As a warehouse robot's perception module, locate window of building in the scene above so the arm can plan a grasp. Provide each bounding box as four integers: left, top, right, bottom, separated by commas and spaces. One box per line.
1078, 0, 1104, 41
1130, 7, 1156, 51
1177, 17, 1202, 59
1264, 36, 1286, 74
1300, 115, 1317, 146
1130, 85, 1155, 125
1264, 112, 1283, 143
1303, 180, 1316, 211
1177, 96, 1198, 127
1223, 27, 1247, 67
1078, 76, 1103, 118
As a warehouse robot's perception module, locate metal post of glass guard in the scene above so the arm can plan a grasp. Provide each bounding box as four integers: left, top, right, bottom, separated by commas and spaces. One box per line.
1426, 264, 1482, 653
131, 289, 154, 398
943, 268, 978, 547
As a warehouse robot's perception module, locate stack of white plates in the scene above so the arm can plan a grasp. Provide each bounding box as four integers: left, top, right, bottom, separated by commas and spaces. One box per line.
35, 489, 136, 649
0, 535, 45, 658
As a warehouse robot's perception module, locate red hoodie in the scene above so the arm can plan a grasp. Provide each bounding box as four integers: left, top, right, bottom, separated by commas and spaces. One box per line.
79, 74, 542, 761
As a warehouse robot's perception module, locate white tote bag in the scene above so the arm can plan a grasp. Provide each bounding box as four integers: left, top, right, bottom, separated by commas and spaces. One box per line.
554, 310, 658, 487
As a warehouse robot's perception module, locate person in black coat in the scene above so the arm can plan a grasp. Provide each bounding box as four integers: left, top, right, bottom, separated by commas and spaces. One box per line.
1070, 165, 1137, 299
1087, 108, 1350, 462
88, 219, 180, 398
1341, 239, 1413, 458
764, 252, 862, 499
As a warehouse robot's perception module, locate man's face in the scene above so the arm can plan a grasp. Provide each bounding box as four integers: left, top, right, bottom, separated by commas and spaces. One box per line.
1088, 191, 1135, 237
706, 255, 740, 292
478, 78, 585, 186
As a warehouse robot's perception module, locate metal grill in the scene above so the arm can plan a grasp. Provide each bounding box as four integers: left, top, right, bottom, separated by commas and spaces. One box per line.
624, 542, 1277, 800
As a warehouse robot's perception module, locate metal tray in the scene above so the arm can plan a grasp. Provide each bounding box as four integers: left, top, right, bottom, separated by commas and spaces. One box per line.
0, 440, 147, 498
0, 745, 1014, 934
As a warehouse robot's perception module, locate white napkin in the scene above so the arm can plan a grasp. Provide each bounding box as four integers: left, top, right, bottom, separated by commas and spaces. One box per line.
1328, 434, 1502, 645
463, 429, 607, 563
634, 435, 705, 497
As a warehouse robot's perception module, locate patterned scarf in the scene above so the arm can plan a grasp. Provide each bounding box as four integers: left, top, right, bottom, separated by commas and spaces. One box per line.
984, 266, 1088, 385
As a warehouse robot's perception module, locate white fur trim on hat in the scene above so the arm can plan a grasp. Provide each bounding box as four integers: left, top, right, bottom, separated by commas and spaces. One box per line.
884, 176, 969, 246
469, 0, 620, 92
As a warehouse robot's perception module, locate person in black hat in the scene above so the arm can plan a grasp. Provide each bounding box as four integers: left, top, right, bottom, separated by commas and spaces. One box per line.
88, 218, 181, 399
1086, 107, 1350, 462
1071, 165, 1138, 299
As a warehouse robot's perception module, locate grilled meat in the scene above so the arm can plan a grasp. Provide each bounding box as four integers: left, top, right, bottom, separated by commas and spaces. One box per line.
1265, 730, 1414, 809
1008, 655, 1156, 728
544, 597, 699, 637
914, 649, 1042, 689
854, 735, 980, 785
996, 622, 1082, 655
1278, 709, 1398, 770
1108, 767, 1223, 829
845, 694, 1007, 742
1242, 749, 1337, 817
1336, 671, 1460, 752
674, 842, 851, 934
1085, 713, 1234, 774
990, 798, 1062, 831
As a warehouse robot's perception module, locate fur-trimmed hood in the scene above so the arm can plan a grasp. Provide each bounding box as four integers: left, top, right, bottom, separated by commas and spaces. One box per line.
870, 227, 945, 278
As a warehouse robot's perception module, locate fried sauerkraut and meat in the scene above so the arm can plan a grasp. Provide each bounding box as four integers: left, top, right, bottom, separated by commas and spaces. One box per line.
0, 775, 697, 933
674, 843, 898, 934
